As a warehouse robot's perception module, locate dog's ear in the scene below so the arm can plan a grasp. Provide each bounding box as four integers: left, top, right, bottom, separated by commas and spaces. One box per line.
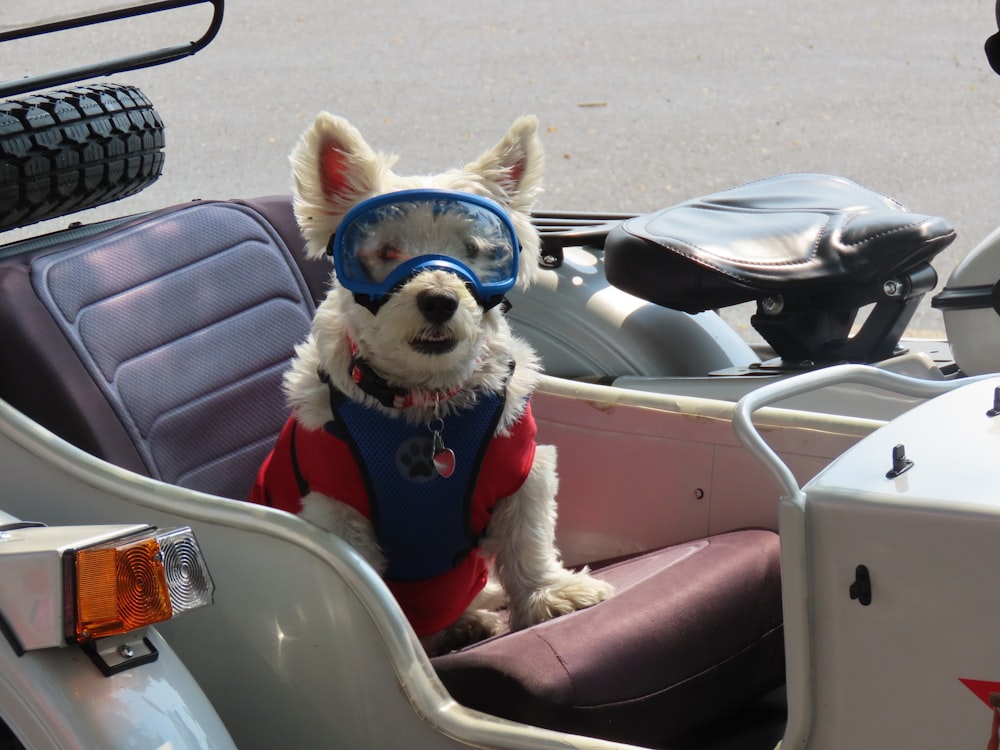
462, 116, 544, 289
290, 113, 397, 259
464, 115, 544, 215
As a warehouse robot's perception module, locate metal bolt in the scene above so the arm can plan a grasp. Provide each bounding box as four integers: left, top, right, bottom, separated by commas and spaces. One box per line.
760, 296, 784, 315
118, 644, 134, 659
693, 488, 705, 500
883, 279, 902, 297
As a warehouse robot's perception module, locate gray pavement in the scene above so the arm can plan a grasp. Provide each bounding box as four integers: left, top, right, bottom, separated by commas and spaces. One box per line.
5, 1, 1000, 339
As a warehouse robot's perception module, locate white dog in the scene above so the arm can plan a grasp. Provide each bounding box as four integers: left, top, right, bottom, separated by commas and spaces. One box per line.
252, 113, 612, 654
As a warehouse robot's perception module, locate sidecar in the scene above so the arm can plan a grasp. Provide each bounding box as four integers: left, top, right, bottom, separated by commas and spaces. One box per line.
0, 179, 870, 750
4, 3, 1000, 749
0, 169, 860, 750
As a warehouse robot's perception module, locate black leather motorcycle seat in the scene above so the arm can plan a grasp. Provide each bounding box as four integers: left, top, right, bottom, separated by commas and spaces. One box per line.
604, 174, 955, 314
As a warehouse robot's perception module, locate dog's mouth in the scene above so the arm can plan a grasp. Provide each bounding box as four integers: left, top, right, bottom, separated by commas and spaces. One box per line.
410, 329, 458, 355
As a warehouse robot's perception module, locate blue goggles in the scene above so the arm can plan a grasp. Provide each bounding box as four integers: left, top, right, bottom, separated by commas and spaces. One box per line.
328, 189, 520, 312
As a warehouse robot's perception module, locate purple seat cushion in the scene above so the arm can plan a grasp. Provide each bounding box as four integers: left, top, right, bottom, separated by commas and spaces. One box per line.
432, 529, 784, 746
0, 199, 316, 500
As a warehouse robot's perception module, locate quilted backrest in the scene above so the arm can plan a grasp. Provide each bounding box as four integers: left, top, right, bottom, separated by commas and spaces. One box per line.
0, 199, 317, 499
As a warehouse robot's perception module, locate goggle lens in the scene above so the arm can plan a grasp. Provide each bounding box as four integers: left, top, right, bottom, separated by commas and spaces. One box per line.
330, 190, 520, 305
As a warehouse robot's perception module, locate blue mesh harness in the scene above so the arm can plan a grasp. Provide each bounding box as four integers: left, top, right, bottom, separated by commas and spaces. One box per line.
322, 381, 506, 581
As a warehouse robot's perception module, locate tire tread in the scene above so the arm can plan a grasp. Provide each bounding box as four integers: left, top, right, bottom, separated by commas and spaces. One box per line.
0, 83, 164, 231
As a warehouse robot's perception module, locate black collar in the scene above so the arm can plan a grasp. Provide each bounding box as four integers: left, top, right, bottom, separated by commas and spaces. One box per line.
318, 342, 515, 411
317, 338, 466, 410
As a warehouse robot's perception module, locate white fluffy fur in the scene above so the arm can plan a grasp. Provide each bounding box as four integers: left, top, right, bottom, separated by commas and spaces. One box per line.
285, 114, 612, 654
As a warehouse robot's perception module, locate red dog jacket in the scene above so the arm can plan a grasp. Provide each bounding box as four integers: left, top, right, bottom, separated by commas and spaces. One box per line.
251, 391, 536, 636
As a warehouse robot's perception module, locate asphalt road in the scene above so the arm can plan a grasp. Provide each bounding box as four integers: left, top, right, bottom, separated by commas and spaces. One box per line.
5, 1, 1000, 339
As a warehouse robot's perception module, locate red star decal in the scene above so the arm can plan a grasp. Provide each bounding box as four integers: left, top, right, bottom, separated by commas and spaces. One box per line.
961, 678, 1000, 708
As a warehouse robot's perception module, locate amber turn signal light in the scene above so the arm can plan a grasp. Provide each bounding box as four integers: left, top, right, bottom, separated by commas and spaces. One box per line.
73, 527, 214, 642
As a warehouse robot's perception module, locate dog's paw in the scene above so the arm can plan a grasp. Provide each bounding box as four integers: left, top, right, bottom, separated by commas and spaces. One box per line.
421, 609, 503, 656
470, 576, 508, 611
510, 571, 614, 631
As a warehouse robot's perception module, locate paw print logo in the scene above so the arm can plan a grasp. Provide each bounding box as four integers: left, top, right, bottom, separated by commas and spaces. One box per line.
395, 437, 438, 483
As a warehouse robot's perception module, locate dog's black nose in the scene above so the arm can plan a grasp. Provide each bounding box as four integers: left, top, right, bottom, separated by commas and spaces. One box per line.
417, 290, 459, 324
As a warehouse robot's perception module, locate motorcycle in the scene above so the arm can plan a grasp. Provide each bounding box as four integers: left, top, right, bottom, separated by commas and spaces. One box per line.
3, 2, 1000, 748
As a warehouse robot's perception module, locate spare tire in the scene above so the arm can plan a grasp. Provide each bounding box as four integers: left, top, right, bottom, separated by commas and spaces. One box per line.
0, 83, 164, 232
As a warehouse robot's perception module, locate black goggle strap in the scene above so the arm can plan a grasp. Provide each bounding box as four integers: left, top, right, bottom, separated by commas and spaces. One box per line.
350, 278, 510, 315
